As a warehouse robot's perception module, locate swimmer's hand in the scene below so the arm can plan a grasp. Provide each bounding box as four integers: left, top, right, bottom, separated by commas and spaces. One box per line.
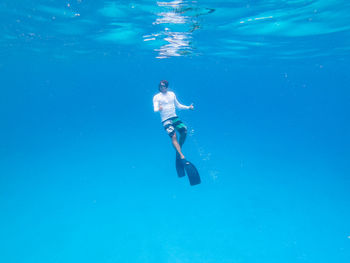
159, 105, 163, 111
189, 104, 194, 110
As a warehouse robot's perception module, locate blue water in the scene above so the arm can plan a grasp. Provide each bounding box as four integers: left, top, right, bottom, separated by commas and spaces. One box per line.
1, 1, 350, 262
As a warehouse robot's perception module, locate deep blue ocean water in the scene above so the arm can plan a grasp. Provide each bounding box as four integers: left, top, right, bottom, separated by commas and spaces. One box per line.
1, 1, 350, 262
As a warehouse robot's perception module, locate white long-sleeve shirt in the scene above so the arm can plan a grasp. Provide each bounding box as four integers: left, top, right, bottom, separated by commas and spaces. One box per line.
153, 91, 190, 122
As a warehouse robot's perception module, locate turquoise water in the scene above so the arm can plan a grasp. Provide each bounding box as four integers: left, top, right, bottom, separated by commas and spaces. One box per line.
1, 1, 350, 262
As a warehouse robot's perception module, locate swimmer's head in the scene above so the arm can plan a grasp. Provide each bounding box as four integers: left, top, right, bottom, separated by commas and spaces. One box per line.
159, 80, 169, 92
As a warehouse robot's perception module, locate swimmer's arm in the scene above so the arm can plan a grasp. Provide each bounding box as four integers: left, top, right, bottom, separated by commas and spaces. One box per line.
174, 95, 194, 110
153, 97, 163, 111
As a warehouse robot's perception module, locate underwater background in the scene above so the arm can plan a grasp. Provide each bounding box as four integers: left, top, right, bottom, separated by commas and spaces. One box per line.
1, 0, 350, 262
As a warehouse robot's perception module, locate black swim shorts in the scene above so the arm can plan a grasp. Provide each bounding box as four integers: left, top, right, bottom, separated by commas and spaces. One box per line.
162, 116, 187, 137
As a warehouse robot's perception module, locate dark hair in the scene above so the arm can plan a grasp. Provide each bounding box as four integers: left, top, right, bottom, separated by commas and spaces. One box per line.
159, 80, 169, 91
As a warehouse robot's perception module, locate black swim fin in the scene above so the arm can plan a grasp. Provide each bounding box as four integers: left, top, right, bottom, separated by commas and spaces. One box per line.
182, 159, 201, 186
176, 155, 186, 178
